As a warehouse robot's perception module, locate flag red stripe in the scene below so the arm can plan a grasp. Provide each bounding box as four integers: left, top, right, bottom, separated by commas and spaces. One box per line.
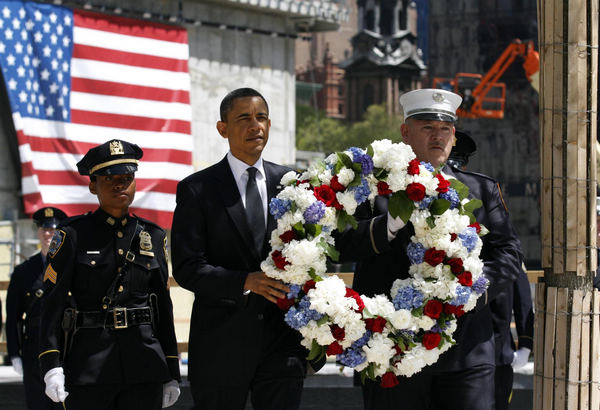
74, 10, 189, 44
71, 78, 190, 104
22, 136, 192, 165
70, 109, 191, 134
73, 44, 189, 73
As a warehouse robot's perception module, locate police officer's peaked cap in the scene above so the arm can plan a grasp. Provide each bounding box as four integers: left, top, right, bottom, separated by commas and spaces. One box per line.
32, 206, 68, 228
400, 88, 462, 123
77, 139, 143, 176
448, 130, 477, 167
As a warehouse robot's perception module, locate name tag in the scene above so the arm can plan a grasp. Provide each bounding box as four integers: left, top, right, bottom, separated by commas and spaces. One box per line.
139, 250, 154, 257
86, 251, 100, 255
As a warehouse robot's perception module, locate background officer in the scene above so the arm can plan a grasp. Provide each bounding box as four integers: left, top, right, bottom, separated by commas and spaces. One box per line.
38, 140, 181, 409
6, 206, 67, 409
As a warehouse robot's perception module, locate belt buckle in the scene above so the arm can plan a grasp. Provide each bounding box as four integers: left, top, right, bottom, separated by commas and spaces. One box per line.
113, 307, 128, 329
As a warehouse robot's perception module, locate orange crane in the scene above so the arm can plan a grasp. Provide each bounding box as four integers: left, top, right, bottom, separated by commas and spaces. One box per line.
432, 39, 539, 119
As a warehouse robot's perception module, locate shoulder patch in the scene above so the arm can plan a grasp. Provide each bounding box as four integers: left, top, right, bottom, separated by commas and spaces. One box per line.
163, 236, 169, 261
47, 229, 66, 258
43, 263, 57, 284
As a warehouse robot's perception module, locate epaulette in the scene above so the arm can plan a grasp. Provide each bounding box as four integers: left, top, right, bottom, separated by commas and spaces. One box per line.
56, 212, 92, 228
449, 165, 499, 184
133, 214, 166, 233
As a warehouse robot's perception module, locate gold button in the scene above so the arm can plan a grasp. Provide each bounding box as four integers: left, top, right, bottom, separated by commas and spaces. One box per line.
117, 231, 123, 238
68, 291, 72, 296
146, 263, 151, 268
118, 249, 124, 255
91, 260, 96, 265
102, 304, 108, 310
26, 292, 30, 297
117, 267, 122, 273
118, 285, 124, 293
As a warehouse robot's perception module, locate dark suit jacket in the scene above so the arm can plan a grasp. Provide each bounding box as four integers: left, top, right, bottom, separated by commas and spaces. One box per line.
171, 156, 304, 386
336, 165, 523, 372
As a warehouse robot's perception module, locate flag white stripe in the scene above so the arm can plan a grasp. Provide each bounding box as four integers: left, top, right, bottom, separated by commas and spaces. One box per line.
72, 58, 191, 91
74, 26, 189, 60
13, 114, 193, 151
19, 148, 192, 180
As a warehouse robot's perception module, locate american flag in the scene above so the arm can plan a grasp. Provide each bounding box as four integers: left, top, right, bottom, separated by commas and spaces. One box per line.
0, 1, 193, 228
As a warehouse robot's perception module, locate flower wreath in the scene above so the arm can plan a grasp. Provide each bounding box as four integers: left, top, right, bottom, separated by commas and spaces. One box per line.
261, 140, 489, 388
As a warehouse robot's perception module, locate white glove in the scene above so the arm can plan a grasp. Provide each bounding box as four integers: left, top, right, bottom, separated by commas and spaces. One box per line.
44, 367, 69, 403
11, 357, 23, 376
512, 347, 531, 369
387, 212, 406, 240
162, 380, 180, 408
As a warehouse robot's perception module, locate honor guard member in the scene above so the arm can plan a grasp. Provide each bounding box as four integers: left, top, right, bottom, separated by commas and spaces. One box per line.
6, 206, 67, 410
38, 140, 181, 409
336, 89, 523, 410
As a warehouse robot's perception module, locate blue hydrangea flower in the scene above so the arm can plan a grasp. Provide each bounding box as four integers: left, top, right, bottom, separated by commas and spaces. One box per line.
269, 198, 291, 219
351, 178, 370, 205
421, 162, 435, 172
393, 286, 425, 310
304, 201, 326, 224
348, 147, 374, 175
418, 196, 434, 210
439, 188, 460, 209
450, 285, 472, 306
287, 284, 302, 299
459, 227, 478, 252
284, 296, 323, 329
407, 242, 426, 264
337, 347, 367, 367
471, 276, 489, 295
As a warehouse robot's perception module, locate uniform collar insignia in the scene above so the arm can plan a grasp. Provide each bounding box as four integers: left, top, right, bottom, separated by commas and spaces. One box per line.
106, 217, 115, 226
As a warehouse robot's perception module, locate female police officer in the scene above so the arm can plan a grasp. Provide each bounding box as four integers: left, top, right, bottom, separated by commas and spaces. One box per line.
38, 140, 181, 409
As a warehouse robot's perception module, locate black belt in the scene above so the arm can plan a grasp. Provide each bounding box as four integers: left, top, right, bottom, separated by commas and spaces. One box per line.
74, 307, 152, 330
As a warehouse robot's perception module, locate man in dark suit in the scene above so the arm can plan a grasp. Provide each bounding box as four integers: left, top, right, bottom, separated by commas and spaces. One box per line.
171, 88, 307, 410
336, 89, 523, 410
38, 140, 181, 409
6, 206, 67, 409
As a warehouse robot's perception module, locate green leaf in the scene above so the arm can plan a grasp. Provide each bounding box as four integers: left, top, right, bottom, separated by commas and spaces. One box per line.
337, 210, 358, 232
366, 144, 374, 158
334, 160, 343, 175
307, 339, 325, 361
352, 162, 363, 175
316, 314, 330, 326
411, 307, 423, 318
337, 152, 354, 169
290, 202, 298, 213
305, 223, 322, 238
426, 216, 435, 229
463, 199, 482, 214
325, 242, 340, 262
388, 191, 415, 223
374, 168, 388, 179
309, 176, 321, 186
450, 179, 469, 201
308, 268, 323, 282
430, 199, 451, 215
292, 222, 306, 239
366, 364, 376, 380
347, 172, 363, 187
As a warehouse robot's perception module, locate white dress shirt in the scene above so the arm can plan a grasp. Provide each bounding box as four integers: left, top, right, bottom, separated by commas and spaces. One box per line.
226, 152, 268, 223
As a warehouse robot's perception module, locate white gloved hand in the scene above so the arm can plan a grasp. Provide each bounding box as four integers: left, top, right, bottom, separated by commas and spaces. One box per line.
512, 347, 531, 370
11, 357, 23, 376
44, 367, 69, 403
162, 380, 180, 408
387, 212, 406, 239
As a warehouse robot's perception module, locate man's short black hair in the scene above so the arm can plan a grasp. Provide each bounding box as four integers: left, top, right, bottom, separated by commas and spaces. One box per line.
219, 88, 269, 122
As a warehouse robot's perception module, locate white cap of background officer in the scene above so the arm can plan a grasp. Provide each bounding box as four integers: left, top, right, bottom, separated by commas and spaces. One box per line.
399, 88, 462, 123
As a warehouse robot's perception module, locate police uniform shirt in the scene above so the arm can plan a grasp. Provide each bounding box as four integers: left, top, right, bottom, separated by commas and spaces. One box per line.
38, 209, 180, 385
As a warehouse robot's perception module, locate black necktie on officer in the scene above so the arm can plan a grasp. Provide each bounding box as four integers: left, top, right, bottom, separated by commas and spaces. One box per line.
245, 167, 265, 253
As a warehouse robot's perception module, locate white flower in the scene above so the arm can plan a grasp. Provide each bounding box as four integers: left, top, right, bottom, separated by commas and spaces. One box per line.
280, 170, 298, 186
337, 167, 355, 186
336, 191, 358, 215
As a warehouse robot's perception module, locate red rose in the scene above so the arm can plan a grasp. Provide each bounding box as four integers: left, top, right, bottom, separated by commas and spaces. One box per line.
444, 303, 465, 317
424, 247, 446, 267
276, 297, 295, 311
469, 222, 481, 234
279, 230, 296, 243
326, 341, 344, 356
423, 299, 443, 319
380, 371, 400, 388
271, 250, 289, 270
330, 324, 346, 341
365, 316, 387, 333
345, 288, 365, 312
422, 332, 442, 350
407, 159, 420, 175
406, 183, 426, 202
377, 181, 393, 195
447, 258, 464, 274
450, 233, 457, 242
303, 280, 316, 294
435, 174, 450, 193
314, 185, 337, 207
458, 271, 473, 287
296, 179, 309, 186
394, 345, 404, 356
330, 175, 345, 192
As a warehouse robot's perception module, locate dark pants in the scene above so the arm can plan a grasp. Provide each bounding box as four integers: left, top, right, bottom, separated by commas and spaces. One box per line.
495, 364, 514, 410
191, 355, 305, 410
362, 364, 495, 410
64, 382, 162, 410
22, 338, 62, 410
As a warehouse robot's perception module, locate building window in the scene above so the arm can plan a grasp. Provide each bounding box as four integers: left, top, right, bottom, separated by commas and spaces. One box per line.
338, 104, 344, 115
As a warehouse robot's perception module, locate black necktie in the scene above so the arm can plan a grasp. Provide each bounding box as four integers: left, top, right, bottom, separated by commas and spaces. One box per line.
245, 167, 265, 253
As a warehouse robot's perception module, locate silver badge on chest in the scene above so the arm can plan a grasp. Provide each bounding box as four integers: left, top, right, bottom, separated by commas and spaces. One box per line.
139, 231, 154, 257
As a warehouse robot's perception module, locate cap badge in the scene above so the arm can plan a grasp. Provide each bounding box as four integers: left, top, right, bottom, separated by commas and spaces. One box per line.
139, 231, 152, 251
110, 140, 124, 156
44, 208, 54, 217
432, 92, 445, 103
